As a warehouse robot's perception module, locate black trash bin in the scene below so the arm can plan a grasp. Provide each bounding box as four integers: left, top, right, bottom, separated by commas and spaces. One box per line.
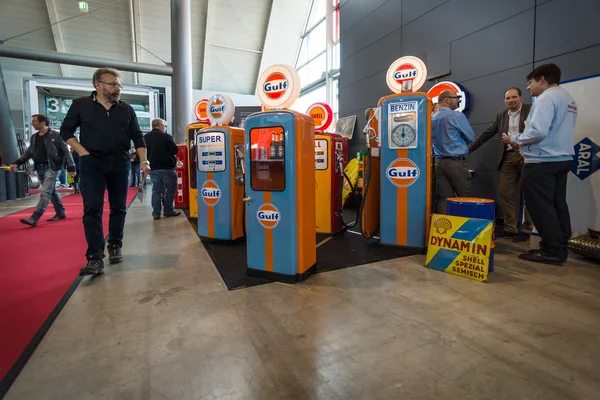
0, 169, 6, 202
5, 170, 16, 201
15, 170, 27, 198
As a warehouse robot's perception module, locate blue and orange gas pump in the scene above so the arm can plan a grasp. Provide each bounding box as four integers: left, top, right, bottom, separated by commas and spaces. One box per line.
360, 56, 433, 251
186, 121, 210, 218
195, 94, 245, 241
244, 64, 316, 282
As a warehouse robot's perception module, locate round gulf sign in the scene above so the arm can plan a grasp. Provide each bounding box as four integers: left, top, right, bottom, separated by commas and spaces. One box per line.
256, 203, 280, 229
207, 93, 235, 126
194, 98, 210, 123
427, 81, 470, 113
386, 56, 428, 94
306, 102, 333, 131
386, 158, 420, 187
201, 180, 221, 206
257, 64, 301, 109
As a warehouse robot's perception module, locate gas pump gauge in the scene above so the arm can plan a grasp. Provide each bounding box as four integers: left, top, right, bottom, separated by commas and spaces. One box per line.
391, 123, 416, 147
388, 101, 418, 149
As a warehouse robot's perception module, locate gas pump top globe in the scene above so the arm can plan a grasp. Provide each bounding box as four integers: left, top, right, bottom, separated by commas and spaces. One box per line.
386, 56, 428, 94
306, 102, 333, 131
256, 63, 302, 109
207, 93, 235, 126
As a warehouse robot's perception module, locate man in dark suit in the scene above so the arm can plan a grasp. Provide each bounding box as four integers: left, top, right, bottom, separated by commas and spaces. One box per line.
469, 88, 533, 242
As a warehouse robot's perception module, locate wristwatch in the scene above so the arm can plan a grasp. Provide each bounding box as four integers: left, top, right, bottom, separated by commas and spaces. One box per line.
140, 160, 150, 165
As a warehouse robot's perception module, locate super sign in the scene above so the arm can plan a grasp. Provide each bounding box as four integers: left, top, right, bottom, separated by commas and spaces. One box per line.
263, 73, 288, 100
386, 159, 420, 187
201, 180, 221, 206
256, 203, 280, 229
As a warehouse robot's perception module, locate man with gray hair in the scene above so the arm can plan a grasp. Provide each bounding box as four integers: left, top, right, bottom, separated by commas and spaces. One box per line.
144, 118, 180, 220
61, 67, 150, 276
432, 89, 476, 213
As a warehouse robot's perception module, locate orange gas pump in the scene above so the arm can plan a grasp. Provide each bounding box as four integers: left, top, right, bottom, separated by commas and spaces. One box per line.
309, 103, 358, 234
360, 106, 381, 239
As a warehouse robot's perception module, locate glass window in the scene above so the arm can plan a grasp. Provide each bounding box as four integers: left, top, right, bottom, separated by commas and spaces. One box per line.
307, 21, 326, 60
333, 42, 340, 70
308, 0, 326, 28
250, 127, 286, 191
297, 38, 310, 69
291, 85, 326, 115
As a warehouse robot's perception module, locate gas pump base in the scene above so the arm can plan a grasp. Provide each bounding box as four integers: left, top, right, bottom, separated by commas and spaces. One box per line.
247, 264, 317, 284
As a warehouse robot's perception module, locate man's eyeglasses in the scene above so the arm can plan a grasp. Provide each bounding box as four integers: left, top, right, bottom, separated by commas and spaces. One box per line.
99, 81, 123, 89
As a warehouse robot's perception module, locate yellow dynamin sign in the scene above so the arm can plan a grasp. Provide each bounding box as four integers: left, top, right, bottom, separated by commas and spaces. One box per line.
425, 214, 493, 282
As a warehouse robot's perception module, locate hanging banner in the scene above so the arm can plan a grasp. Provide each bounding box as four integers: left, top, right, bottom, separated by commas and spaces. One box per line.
425, 214, 493, 282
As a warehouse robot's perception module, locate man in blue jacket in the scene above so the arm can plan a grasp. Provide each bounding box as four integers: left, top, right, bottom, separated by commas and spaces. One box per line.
432, 90, 476, 213
503, 64, 578, 265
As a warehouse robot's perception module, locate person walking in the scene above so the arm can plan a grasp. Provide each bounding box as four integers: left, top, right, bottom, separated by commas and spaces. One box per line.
144, 118, 181, 220
10, 114, 76, 226
60, 67, 150, 276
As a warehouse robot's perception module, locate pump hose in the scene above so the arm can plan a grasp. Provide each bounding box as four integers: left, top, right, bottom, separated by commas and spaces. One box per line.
340, 168, 358, 229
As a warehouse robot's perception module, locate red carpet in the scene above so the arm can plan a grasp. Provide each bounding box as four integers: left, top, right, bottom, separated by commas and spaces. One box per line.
0, 188, 138, 388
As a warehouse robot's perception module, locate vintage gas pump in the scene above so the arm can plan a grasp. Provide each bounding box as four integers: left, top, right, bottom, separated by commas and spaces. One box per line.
175, 144, 189, 209
186, 121, 209, 218
195, 94, 245, 241
244, 64, 316, 282
377, 56, 433, 251
360, 107, 382, 239
309, 102, 347, 234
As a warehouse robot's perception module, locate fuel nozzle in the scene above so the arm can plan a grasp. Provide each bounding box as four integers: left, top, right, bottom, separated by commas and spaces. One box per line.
362, 107, 380, 147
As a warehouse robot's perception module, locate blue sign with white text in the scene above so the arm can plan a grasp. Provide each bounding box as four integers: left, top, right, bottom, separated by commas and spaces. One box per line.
571, 137, 600, 180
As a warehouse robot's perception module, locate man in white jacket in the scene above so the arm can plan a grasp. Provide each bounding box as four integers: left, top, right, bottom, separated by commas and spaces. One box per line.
503, 64, 578, 265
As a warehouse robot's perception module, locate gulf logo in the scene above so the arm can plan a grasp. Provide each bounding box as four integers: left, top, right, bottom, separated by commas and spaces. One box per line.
263, 72, 288, 100
386, 158, 420, 187
393, 63, 418, 85
428, 81, 470, 113
209, 98, 225, 119
201, 180, 221, 206
256, 203, 280, 229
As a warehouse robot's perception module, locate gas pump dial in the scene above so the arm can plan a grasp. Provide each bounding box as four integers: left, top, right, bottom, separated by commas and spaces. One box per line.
391, 124, 416, 147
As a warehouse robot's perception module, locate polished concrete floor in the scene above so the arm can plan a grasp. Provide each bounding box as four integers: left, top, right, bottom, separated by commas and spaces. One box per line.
3, 193, 600, 400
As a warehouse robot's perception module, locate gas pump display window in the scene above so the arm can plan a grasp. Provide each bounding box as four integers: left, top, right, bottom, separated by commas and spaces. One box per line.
250, 126, 285, 191
315, 139, 328, 170
197, 130, 226, 172
388, 101, 419, 149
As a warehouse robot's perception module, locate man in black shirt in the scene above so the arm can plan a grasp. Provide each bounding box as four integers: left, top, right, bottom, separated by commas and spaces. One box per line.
145, 118, 181, 220
61, 67, 150, 276
11, 114, 76, 226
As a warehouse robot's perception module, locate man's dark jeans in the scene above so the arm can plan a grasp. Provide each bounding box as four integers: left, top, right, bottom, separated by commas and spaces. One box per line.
79, 155, 129, 260
150, 169, 177, 217
522, 161, 572, 260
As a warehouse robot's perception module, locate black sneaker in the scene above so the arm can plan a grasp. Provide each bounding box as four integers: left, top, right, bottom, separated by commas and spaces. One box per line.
79, 259, 104, 276
518, 251, 565, 266
108, 245, 123, 264
20, 218, 37, 227
47, 214, 66, 222
163, 211, 181, 218
513, 232, 531, 242
495, 230, 517, 238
